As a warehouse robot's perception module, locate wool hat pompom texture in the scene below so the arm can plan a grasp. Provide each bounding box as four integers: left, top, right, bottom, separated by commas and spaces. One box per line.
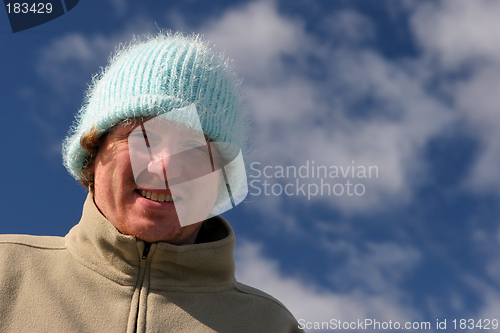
62, 32, 248, 182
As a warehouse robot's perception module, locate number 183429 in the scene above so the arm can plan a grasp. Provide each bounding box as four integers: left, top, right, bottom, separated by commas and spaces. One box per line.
453, 319, 498, 330
5, 3, 53, 14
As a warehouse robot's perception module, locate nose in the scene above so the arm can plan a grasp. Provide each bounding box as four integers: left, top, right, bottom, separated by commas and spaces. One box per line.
147, 157, 165, 177
147, 153, 182, 180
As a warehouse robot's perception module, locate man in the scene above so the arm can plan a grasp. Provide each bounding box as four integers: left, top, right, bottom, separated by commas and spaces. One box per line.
0, 33, 304, 332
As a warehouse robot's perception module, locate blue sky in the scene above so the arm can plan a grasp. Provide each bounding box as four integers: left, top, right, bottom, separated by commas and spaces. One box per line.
2, 0, 500, 331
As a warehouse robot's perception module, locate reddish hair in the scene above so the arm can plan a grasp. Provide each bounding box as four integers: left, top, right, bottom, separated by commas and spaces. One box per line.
79, 126, 107, 191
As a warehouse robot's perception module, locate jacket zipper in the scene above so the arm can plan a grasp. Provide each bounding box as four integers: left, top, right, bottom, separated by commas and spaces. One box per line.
142, 242, 151, 259
129, 242, 152, 333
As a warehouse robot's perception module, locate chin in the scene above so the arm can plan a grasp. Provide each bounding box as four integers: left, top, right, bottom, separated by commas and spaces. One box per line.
131, 220, 181, 242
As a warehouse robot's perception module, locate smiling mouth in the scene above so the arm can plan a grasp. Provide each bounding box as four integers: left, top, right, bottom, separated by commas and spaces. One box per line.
136, 190, 181, 203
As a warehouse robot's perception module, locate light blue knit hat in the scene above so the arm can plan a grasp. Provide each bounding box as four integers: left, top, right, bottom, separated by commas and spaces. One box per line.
63, 32, 247, 183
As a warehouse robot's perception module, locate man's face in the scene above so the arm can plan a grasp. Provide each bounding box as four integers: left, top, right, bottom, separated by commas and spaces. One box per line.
92, 121, 221, 244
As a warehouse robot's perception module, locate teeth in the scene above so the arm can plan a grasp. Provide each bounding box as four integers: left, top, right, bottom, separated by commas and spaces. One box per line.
138, 190, 174, 202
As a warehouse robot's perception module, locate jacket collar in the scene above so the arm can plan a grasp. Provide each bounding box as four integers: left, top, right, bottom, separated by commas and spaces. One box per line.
65, 194, 236, 291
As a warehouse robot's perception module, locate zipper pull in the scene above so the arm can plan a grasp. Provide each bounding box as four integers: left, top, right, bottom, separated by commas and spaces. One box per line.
142, 242, 151, 260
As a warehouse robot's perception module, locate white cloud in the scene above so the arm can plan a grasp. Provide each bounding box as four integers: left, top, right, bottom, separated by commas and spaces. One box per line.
37, 33, 117, 93
201, 0, 455, 214
235, 241, 417, 331
411, 0, 500, 68
411, 0, 500, 195
329, 242, 422, 294
202, 0, 306, 81
36, 18, 158, 94
454, 67, 500, 193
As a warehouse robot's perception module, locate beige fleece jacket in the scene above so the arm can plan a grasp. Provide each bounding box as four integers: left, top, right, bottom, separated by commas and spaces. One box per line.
0, 194, 303, 333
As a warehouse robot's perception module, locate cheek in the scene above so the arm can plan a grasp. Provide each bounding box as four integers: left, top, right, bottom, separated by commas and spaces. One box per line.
207, 174, 224, 204
189, 172, 221, 199
93, 167, 114, 202
94, 157, 134, 192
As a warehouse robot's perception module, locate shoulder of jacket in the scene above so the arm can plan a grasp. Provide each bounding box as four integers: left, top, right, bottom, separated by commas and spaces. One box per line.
0, 234, 65, 250
233, 281, 297, 318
